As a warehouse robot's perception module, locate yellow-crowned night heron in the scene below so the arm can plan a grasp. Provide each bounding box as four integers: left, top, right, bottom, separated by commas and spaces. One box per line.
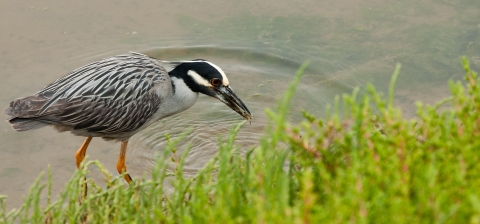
5, 52, 252, 183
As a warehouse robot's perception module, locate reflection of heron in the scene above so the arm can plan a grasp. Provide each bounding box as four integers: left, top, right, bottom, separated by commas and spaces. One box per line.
5, 52, 251, 183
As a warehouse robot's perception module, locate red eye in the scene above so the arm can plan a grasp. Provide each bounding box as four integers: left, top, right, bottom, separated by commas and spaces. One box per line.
210, 78, 221, 86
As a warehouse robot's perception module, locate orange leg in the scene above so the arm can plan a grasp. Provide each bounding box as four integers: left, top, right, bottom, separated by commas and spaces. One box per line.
75, 137, 92, 200
75, 137, 92, 168
117, 140, 133, 183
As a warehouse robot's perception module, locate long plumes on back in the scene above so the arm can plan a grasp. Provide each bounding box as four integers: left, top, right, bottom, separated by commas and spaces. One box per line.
5, 95, 51, 131
8, 118, 48, 132
5, 52, 169, 134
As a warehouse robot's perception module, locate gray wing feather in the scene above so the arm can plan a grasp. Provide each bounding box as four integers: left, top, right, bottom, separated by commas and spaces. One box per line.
6, 53, 171, 134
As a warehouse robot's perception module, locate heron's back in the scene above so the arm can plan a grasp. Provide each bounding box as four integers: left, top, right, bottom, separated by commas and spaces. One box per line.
5, 53, 172, 139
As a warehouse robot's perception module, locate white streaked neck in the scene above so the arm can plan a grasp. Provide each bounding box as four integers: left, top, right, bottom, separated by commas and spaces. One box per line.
137, 77, 199, 134
163, 77, 199, 116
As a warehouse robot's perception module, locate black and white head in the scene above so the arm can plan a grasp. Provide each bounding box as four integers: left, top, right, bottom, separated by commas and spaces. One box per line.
166, 60, 252, 120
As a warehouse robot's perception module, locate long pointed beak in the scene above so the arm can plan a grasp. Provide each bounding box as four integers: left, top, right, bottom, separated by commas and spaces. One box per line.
213, 86, 252, 121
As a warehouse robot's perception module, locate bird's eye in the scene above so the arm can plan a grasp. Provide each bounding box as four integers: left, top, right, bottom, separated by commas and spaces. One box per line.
210, 78, 221, 87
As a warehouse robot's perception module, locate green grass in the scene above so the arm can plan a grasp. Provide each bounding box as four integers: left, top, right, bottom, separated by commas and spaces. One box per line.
2, 59, 480, 223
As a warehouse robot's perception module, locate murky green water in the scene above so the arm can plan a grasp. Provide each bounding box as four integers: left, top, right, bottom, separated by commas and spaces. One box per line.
0, 0, 478, 209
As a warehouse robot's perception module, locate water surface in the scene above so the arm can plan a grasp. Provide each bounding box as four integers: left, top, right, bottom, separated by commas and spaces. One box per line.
0, 0, 478, 209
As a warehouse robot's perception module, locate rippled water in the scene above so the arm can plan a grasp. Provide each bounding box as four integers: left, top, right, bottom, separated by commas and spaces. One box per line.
0, 0, 479, 209
129, 46, 341, 177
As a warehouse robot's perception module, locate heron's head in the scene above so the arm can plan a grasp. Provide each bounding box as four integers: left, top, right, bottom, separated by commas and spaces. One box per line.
167, 60, 252, 121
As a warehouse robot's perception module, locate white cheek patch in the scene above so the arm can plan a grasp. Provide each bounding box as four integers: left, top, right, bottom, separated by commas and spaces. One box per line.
206, 61, 229, 86
188, 70, 212, 87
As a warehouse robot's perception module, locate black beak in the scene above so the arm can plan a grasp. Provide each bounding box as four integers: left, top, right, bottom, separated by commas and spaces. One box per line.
213, 86, 252, 121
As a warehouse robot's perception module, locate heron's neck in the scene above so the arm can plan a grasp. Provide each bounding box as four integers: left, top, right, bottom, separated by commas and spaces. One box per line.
167, 76, 199, 114
141, 76, 198, 129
